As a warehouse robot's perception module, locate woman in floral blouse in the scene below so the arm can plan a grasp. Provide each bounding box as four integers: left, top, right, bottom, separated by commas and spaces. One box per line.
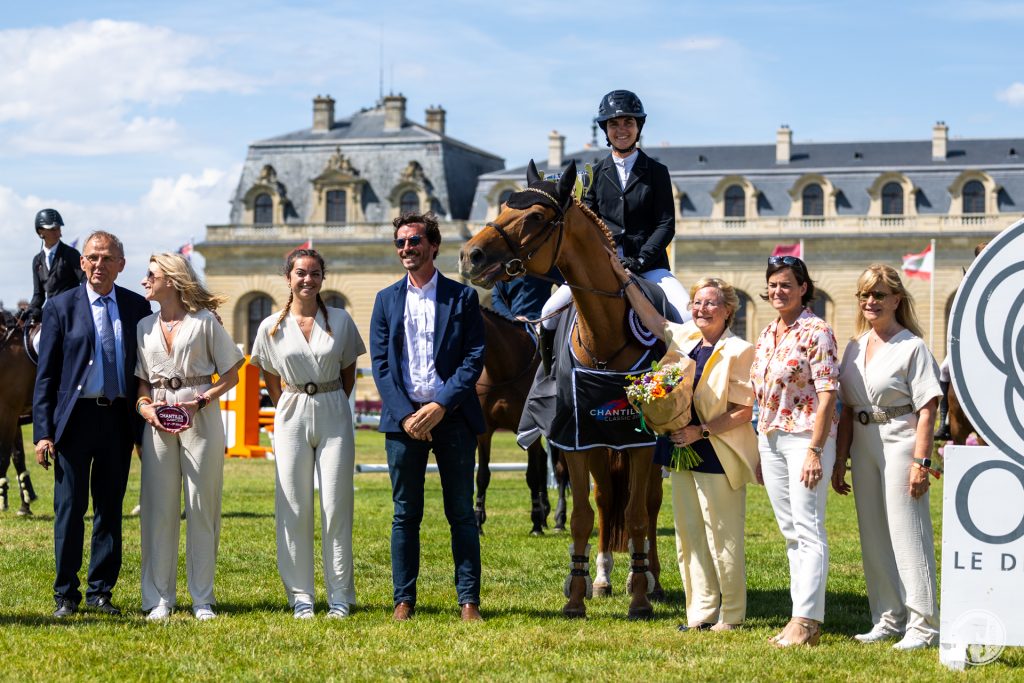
750, 256, 839, 648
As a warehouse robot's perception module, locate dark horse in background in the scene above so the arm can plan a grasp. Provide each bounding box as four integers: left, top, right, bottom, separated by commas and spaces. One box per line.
476, 307, 568, 535
0, 311, 39, 515
460, 161, 664, 619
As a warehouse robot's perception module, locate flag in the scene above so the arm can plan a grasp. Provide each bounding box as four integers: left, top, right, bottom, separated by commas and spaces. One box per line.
902, 244, 934, 280
771, 242, 803, 259
177, 239, 194, 260
69, 237, 79, 250
286, 239, 312, 257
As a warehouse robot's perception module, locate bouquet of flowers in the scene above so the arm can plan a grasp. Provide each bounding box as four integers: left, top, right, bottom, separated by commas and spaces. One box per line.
624, 350, 701, 470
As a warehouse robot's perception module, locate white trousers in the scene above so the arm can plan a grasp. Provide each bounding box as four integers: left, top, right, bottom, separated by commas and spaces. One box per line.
671, 470, 747, 625
273, 402, 356, 608
759, 430, 835, 622
140, 410, 225, 610
540, 268, 692, 330
852, 433, 939, 642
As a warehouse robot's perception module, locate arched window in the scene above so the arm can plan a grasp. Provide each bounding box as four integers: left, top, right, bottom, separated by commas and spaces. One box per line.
400, 191, 420, 215
323, 292, 347, 310
801, 184, 824, 217
811, 290, 831, 323
498, 189, 514, 207
254, 193, 273, 226
724, 185, 745, 218
730, 292, 752, 341
326, 190, 347, 223
881, 182, 903, 215
247, 295, 273, 351
962, 180, 985, 214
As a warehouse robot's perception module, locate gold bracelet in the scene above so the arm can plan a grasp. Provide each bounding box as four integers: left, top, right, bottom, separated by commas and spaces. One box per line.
135, 397, 153, 415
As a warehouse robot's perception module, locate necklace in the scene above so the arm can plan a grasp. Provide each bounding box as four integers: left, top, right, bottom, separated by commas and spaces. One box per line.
160, 315, 182, 332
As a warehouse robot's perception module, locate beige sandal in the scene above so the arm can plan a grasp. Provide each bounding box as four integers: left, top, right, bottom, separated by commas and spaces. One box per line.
771, 618, 821, 647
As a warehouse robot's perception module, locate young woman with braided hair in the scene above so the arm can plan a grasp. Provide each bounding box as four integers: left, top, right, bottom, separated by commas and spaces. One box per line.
249, 249, 365, 619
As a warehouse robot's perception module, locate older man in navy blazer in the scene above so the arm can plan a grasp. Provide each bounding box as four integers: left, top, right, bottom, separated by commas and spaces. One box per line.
33, 231, 151, 618
371, 210, 486, 622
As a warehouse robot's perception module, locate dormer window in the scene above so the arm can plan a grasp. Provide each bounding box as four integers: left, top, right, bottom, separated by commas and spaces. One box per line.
881, 182, 904, 215
801, 184, 824, 217
254, 193, 273, 226
724, 185, 745, 218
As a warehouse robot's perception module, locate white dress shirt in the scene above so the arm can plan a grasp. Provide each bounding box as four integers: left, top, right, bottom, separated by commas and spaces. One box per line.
613, 150, 639, 189
401, 270, 444, 403
82, 284, 126, 398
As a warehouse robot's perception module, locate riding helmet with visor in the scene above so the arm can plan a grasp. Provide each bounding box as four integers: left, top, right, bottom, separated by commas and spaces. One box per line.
35, 208, 64, 236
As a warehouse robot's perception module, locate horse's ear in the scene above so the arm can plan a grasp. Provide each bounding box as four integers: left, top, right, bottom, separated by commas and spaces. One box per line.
557, 161, 577, 203
527, 160, 541, 186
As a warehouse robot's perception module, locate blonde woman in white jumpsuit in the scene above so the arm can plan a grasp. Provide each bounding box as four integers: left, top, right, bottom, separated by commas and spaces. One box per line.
249, 249, 365, 619
833, 265, 941, 651
136, 253, 244, 622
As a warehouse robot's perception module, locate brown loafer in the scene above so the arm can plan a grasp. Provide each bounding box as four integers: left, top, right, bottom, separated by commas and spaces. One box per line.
393, 602, 414, 621
460, 603, 483, 622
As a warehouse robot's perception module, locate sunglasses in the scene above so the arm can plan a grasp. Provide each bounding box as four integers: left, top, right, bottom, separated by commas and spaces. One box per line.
394, 235, 423, 249
144, 271, 162, 282
767, 255, 806, 269
857, 290, 890, 302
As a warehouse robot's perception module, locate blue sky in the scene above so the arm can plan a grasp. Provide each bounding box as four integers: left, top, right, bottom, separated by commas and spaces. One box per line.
1, 0, 1022, 304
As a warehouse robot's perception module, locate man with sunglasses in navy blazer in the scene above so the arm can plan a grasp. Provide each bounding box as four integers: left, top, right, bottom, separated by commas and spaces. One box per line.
370, 210, 486, 623
33, 231, 151, 618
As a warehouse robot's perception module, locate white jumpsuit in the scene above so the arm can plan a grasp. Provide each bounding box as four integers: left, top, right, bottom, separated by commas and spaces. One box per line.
137, 308, 244, 611
249, 308, 365, 609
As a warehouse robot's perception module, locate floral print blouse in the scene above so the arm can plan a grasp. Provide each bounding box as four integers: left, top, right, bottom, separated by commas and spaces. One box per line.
750, 308, 839, 437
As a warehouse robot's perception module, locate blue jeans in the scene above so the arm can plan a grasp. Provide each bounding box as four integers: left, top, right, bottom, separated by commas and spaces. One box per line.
385, 416, 481, 607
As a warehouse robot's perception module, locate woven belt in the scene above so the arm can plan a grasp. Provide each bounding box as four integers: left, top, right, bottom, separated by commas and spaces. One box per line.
282, 378, 343, 396
856, 404, 914, 425
152, 375, 213, 391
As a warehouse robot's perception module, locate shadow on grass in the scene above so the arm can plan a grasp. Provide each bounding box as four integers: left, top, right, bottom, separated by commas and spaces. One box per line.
745, 588, 871, 635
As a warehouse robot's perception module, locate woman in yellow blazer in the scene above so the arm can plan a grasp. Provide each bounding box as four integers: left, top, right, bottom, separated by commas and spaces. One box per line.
612, 259, 759, 631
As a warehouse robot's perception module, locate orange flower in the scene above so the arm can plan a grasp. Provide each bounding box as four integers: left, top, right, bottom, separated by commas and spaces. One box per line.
651, 385, 667, 399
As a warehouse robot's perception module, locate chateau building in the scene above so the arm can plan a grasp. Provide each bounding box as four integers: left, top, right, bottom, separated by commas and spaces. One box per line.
199, 94, 503, 398
470, 124, 1024, 357
201, 100, 1023, 399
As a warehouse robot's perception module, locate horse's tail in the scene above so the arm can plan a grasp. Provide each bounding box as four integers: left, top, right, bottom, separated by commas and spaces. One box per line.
600, 450, 631, 553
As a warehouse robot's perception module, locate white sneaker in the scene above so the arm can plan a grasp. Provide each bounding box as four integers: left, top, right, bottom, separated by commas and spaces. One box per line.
147, 605, 171, 621
193, 604, 216, 621
326, 603, 350, 619
892, 634, 932, 651
854, 624, 903, 643
293, 602, 314, 620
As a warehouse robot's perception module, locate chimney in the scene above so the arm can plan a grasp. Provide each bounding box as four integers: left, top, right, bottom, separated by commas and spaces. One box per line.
548, 130, 565, 169
312, 95, 335, 132
425, 105, 446, 134
932, 121, 948, 160
383, 93, 406, 132
776, 125, 792, 164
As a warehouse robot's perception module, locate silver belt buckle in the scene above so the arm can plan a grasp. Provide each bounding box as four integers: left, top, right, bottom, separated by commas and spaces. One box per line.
303, 382, 318, 396
167, 377, 184, 390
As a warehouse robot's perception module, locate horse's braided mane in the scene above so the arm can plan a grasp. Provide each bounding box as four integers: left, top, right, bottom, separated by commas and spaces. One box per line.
572, 198, 616, 248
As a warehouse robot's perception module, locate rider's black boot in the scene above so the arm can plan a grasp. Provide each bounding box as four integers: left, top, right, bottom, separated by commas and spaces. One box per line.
540, 327, 556, 377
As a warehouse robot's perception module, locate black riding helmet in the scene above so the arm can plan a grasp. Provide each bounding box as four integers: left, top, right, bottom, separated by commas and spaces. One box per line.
35, 208, 64, 235
596, 89, 647, 133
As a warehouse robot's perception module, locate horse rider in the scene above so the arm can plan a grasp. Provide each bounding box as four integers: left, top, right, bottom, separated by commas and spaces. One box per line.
538, 89, 690, 371
28, 208, 84, 327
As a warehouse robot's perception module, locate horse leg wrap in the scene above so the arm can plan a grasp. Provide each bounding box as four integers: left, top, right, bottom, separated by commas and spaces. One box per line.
0, 478, 8, 511
593, 551, 614, 593
564, 543, 593, 599
18, 472, 37, 504
625, 539, 655, 595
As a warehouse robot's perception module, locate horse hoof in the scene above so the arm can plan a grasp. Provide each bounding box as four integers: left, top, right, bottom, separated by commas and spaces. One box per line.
562, 605, 587, 619
647, 586, 667, 602
593, 583, 612, 598
627, 605, 653, 621
529, 528, 544, 537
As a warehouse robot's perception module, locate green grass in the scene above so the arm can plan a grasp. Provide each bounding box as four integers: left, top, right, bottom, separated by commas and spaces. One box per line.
1, 425, 1020, 681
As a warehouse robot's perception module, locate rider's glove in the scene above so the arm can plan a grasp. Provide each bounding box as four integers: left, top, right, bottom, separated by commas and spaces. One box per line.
620, 256, 644, 273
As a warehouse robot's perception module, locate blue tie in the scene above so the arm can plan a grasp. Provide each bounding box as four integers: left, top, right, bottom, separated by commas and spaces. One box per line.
47, 249, 55, 269
99, 296, 119, 400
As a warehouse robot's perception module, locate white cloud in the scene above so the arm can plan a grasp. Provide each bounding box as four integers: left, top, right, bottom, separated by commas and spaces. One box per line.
0, 20, 249, 155
659, 36, 728, 52
997, 82, 1024, 106
0, 165, 240, 308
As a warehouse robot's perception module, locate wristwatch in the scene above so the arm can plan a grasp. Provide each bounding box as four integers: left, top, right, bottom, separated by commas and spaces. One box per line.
700, 424, 711, 440
808, 446, 823, 455
913, 457, 932, 468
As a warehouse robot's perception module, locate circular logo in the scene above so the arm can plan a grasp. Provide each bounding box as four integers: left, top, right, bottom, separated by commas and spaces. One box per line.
949, 217, 1024, 465
950, 609, 1006, 666
155, 404, 191, 431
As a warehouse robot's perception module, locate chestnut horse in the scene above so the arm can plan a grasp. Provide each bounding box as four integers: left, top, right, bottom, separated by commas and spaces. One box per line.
460, 160, 663, 619
0, 314, 37, 512
476, 307, 566, 535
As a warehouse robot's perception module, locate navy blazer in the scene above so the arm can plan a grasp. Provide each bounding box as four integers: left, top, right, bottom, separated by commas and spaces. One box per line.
29, 241, 84, 316
370, 271, 486, 435
582, 149, 675, 273
33, 283, 152, 445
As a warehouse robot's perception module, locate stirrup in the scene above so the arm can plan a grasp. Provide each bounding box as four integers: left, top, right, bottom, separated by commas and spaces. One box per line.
625, 539, 655, 595
563, 543, 593, 599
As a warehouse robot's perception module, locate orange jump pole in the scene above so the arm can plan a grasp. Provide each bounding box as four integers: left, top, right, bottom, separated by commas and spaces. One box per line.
223, 358, 270, 458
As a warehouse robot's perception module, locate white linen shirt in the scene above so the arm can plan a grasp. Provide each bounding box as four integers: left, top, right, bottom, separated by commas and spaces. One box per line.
613, 150, 639, 189
401, 270, 444, 402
